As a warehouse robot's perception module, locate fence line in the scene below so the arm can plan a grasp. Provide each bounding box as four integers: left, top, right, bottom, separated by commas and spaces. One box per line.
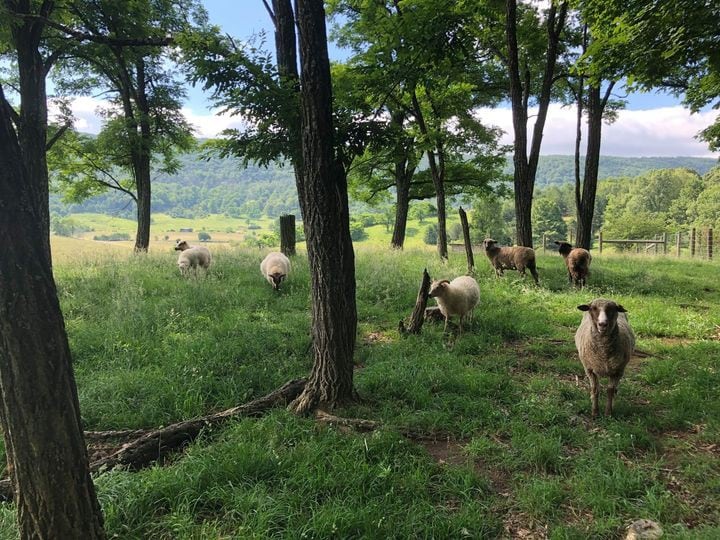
596, 228, 715, 260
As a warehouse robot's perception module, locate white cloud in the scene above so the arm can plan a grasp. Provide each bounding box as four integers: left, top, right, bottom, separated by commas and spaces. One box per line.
476, 103, 720, 158
56, 96, 719, 158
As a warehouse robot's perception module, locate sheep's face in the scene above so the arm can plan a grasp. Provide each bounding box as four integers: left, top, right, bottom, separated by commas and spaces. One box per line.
175, 240, 190, 251
428, 280, 450, 298
554, 241, 572, 256
482, 239, 497, 251
270, 272, 286, 290
578, 299, 627, 335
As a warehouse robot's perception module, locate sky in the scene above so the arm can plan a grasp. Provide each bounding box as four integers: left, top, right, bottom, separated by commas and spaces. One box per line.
63, 0, 720, 159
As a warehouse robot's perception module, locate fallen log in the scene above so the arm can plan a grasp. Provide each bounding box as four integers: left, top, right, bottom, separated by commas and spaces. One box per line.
0, 378, 306, 501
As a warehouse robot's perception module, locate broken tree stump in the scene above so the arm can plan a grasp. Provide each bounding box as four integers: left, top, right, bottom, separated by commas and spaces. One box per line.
399, 268, 431, 335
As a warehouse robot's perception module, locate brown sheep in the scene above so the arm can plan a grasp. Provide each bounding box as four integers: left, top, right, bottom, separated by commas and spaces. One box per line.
482, 238, 539, 284
555, 241, 592, 287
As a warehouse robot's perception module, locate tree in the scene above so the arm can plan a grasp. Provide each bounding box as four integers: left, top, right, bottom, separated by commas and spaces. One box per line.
532, 197, 568, 243
53, 0, 201, 252
329, 0, 507, 255
581, 0, 720, 151
567, 21, 624, 250
288, 0, 358, 414
0, 82, 105, 538
492, 0, 570, 246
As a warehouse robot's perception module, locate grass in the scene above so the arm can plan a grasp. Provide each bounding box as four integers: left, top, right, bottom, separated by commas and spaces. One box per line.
0, 238, 719, 538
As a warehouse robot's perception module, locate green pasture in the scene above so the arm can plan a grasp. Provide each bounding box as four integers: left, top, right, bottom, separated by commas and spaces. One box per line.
0, 244, 718, 539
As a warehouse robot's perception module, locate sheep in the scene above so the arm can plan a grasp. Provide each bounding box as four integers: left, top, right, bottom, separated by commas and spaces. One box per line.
428, 276, 480, 334
174, 239, 212, 276
575, 298, 636, 417
555, 241, 592, 287
482, 238, 539, 284
260, 252, 291, 291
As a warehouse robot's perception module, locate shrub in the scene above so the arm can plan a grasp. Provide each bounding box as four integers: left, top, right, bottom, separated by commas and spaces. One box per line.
424, 224, 438, 245
198, 231, 212, 242
93, 232, 131, 241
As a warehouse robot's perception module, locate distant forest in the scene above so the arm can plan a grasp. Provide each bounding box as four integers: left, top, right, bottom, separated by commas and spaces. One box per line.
50, 153, 718, 219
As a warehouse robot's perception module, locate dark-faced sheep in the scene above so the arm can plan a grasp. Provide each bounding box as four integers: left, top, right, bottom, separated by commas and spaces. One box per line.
261, 252, 291, 291
575, 298, 635, 417
428, 276, 480, 334
482, 238, 539, 284
555, 241, 592, 287
175, 240, 212, 276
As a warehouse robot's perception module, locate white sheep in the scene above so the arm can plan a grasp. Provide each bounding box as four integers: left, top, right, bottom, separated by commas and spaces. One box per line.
428, 276, 480, 333
260, 252, 291, 291
575, 298, 636, 417
482, 238, 539, 284
175, 239, 212, 276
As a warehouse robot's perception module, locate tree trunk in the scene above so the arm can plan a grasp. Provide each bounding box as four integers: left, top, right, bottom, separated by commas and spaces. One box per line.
280, 214, 296, 256
271, 0, 304, 206
391, 178, 410, 249
133, 60, 152, 252
398, 268, 431, 334
576, 82, 613, 250
289, 0, 357, 415
12, 9, 52, 264
134, 153, 152, 252
0, 84, 105, 539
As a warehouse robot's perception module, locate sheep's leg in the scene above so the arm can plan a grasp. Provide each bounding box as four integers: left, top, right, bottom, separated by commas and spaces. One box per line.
443, 316, 449, 334
586, 370, 600, 417
528, 262, 539, 285
458, 315, 464, 335
606, 377, 620, 416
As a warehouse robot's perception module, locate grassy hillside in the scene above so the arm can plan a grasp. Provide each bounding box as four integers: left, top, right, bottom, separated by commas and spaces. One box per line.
1, 244, 718, 538
51, 154, 719, 219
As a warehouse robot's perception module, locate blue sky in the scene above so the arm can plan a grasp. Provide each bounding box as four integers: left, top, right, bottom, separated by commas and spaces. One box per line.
64, 0, 718, 158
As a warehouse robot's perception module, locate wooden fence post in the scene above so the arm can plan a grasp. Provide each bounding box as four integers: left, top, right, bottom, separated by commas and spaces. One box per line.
690, 228, 696, 258
458, 207, 474, 273
279, 214, 296, 256
676, 232, 681, 257
598, 231, 603, 254
708, 228, 713, 260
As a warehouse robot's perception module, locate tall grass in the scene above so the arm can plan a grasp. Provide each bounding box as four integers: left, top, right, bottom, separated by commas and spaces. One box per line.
0, 243, 718, 538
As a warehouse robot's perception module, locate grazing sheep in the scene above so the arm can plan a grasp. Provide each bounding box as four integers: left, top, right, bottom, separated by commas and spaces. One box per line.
482, 238, 539, 284
555, 241, 592, 287
428, 276, 480, 333
575, 298, 636, 417
260, 252, 291, 291
175, 239, 212, 276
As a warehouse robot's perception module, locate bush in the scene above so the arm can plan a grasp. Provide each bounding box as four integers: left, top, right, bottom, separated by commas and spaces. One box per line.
424, 224, 438, 245
93, 233, 131, 241
198, 231, 212, 242
349, 221, 368, 241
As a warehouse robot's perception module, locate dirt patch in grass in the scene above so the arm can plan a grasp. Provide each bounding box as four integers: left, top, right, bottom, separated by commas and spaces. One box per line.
502, 512, 549, 539
418, 438, 470, 467
361, 331, 394, 345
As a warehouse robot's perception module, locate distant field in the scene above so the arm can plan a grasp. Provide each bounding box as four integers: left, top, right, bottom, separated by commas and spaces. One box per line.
5, 240, 715, 538
54, 212, 450, 256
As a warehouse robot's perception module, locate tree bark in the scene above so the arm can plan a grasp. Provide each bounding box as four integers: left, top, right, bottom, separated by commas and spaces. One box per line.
391, 180, 411, 249
289, 0, 358, 415
0, 83, 105, 539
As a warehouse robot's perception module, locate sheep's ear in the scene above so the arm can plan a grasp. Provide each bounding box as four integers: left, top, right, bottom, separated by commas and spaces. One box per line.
616, 304, 627, 313
440, 279, 450, 285
554, 241, 560, 245
577, 304, 590, 311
